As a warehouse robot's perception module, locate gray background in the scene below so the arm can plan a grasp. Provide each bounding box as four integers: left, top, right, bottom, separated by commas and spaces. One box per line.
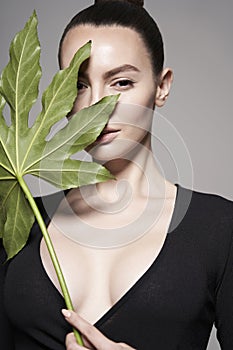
1, 1, 232, 348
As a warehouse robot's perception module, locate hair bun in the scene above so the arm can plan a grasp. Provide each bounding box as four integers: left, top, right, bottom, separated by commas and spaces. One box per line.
95, 0, 144, 8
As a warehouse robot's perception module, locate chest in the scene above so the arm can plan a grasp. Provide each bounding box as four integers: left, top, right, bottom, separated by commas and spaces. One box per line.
3, 229, 216, 350
4, 226, 214, 331
40, 213, 171, 323
37, 193, 176, 323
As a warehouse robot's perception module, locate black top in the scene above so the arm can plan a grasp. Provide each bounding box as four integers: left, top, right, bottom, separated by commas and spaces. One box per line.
1, 185, 233, 350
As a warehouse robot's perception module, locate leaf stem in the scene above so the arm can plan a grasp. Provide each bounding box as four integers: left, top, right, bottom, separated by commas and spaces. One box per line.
18, 175, 84, 346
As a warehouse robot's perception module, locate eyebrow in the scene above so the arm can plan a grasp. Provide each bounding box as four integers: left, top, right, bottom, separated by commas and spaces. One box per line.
103, 64, 140, 80
79, 64, 140, 80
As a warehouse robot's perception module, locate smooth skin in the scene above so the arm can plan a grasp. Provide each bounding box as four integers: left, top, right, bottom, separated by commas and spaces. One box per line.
41, 24, 175, 349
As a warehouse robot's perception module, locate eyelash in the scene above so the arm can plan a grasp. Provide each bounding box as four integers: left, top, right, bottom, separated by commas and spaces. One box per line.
76, 79, 135, 92
112, 79, 135, 90
77, 82, 87, 90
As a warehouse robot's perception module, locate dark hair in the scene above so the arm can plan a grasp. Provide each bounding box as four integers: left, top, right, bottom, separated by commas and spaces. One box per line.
58, 0, 164, 78
95, 0, 144, 6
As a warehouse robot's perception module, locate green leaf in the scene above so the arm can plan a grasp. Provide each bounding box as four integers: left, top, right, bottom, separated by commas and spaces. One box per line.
21, 39, 92, 173
0, 11, 41, 171
27, 95, 118, 188
0, 93, 15, 176
0, 11, 119, 259
0, 181, 15, 239
0, 181, 34, 259
30, 159, 114, 189
0, 11, 41, 121
0, 93, 7, 132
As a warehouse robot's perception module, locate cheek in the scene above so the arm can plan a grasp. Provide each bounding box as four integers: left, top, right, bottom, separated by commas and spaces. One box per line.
113, 101, 154, 133
70, 88, 93, 114
84, 101, 154, 162
70, 96, 86, 115
120, 83, 156, 114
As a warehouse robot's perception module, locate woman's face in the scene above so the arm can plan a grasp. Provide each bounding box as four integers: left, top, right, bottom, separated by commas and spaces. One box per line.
60, 25, 167, 161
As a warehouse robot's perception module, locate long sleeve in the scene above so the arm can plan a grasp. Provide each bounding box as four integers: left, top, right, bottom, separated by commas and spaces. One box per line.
0, 240, 15, 349
215, 229, 233, 349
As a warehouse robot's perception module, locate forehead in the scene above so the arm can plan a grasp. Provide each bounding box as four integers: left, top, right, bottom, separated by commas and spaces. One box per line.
61, 24, 151, 69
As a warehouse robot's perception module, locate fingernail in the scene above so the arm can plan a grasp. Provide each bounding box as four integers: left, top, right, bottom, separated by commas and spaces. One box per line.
62, 309, 71, 318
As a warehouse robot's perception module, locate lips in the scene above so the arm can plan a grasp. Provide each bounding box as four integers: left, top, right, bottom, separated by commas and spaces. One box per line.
101, 126, 119, 134
96, 126, 120, 144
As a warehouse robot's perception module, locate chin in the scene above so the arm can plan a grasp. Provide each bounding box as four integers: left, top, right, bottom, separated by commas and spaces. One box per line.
88, 137, 148, 164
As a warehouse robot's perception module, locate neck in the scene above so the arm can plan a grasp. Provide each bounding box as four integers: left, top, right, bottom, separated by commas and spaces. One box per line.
93, 134, 166, 200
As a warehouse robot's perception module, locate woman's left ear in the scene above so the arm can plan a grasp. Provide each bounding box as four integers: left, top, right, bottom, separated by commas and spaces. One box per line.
155, 68, 173, 107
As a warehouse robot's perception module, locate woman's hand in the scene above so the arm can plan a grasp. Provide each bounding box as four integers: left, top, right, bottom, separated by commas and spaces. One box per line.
62, 309, 136, 350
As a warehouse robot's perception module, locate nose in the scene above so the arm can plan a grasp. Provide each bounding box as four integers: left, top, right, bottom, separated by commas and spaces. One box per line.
89, 84, 106, 106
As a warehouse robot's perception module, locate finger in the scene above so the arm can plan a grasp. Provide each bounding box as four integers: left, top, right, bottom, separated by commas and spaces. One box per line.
66, 332, 91, 350
66, 329, 94, 349
117, 342, 137, 349
62, 309, 115, 350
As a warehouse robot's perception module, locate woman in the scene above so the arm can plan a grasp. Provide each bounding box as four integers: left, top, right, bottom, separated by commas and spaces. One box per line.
1, 0, 233, 349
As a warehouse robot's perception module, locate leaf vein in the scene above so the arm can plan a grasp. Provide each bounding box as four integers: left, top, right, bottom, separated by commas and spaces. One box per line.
20, 48, 89, 172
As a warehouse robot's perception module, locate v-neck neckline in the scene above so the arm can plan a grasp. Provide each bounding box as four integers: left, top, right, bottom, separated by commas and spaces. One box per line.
37, 183, 182, 326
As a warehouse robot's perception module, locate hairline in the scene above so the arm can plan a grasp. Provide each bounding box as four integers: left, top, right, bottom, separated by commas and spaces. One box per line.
58, 23, 159, 81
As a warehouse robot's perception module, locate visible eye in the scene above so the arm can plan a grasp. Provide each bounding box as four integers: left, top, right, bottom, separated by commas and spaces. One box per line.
112, 79, 135, 90
77, 81, 87, 91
